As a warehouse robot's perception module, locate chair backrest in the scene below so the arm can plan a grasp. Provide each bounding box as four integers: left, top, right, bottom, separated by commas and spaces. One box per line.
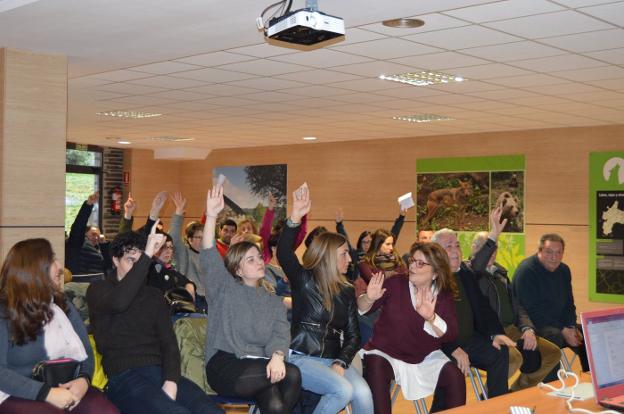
173, 315, 215, 395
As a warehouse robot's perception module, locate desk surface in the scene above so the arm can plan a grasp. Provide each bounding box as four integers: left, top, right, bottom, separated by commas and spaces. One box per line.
441, 374, 606, 414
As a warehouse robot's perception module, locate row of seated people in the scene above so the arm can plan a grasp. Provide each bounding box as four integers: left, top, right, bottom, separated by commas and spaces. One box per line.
2, 183, 590, 414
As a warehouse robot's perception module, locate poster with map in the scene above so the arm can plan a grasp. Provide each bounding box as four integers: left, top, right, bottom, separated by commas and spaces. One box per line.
590, 152, 624, 303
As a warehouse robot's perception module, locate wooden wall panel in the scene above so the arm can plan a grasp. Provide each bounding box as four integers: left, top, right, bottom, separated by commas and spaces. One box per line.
0, 49, 67, 260
128, 125, 624, 313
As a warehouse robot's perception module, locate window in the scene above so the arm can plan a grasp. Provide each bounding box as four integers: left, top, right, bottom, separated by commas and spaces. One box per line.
65, 143, 103, 234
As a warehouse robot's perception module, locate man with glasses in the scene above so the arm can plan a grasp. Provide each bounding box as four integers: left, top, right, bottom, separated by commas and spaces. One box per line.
431, 207, 516, 404
146, 234, 196, 300
512, 233, 590, 381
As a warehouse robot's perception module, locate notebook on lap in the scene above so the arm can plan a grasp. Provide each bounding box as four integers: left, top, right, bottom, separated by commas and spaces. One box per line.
581, 307, 624, 411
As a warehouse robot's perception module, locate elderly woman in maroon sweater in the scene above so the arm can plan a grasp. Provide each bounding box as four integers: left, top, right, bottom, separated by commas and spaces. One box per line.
357, 242, 465, 413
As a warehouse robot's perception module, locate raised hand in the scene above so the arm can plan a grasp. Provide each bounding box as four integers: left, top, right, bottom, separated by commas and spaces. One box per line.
489, 206, 508, 240
268, 192, 277, 211
150, 191, 168, 220
123, 192, 137, 219
206, 186, 224, 218
171, 192, 187, 216
335, 208, 344, 224
229, 233, 245, 246
145, 220, 166, 257
414, 285, 436, 321
291, 183, 311, 223
87, 192, 99, 205
366, 272, 386, 302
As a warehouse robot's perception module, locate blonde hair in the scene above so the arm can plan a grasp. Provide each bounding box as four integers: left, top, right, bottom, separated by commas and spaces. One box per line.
224, 242, 274, 294
302, 232, 350, 311
237, 219, 258, 235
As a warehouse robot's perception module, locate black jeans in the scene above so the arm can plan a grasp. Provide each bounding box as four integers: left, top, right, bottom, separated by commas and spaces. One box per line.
461, 334, 510, 398
206, 351, 301, 414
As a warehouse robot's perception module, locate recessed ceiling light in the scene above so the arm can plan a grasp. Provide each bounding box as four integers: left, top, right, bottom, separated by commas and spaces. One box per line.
392, 114, 454, 123
96, 110, 163, 119
382, 18, 425, 28
303, 136, 317, 141
117, 140, 132, 145
379, 71, 466, 87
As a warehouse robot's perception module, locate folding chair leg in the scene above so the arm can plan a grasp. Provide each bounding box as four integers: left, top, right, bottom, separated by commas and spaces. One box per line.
474, 368, 488, 400
345, 404, 352, 414
390, 382, 401, 405
413, 397, 429, 414
468, 367, 488, 401
249, 404, 258, 414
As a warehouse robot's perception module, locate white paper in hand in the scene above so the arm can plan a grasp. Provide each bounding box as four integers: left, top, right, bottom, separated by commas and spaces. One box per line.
397, 192, 415, 210
216, 174, 226, 188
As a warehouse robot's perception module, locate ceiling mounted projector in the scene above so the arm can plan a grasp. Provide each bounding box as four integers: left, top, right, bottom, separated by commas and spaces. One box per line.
259, 0, 344, 48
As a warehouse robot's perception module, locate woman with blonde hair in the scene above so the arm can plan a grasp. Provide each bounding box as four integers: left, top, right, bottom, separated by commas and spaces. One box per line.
277, 184, 373, 414
200, 185, 301, 414
0, 238, 119, 414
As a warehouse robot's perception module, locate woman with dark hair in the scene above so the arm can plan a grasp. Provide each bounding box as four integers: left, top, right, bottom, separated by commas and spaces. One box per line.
200, 185, 301, 414
277, 184, 373, 414
358, 242, 465, 413
358, 229, 407, 284
0, 238, 119, 414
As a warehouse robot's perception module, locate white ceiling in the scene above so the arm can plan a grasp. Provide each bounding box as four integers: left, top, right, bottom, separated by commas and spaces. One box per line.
1, 0, 624, 151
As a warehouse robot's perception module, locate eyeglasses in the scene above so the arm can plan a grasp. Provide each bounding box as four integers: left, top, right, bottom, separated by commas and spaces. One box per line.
162, 244, 174, 251
408, 258, 431, 269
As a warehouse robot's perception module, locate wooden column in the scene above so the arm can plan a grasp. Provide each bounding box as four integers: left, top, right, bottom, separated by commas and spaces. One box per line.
0, 48, 67, 261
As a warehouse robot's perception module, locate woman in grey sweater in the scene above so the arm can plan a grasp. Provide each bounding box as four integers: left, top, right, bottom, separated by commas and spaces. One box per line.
199, 185, 301, 414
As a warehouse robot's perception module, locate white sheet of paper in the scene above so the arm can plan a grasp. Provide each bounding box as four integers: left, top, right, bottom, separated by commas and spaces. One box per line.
547, 382, 595, 400
216, 174, 226, 187
397, 192, 415, 210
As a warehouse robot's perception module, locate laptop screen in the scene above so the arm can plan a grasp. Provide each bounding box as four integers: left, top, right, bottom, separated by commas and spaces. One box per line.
585, 313, 624, 389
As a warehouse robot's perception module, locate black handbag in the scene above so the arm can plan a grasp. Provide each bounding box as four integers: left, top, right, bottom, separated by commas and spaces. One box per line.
164, 287, 197, 314
32, 358, 80, 386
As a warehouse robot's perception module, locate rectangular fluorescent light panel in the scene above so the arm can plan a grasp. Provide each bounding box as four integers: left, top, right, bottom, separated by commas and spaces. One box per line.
380, 71, 465, 86
96, 111, 162, 119
393, 114, 454, 123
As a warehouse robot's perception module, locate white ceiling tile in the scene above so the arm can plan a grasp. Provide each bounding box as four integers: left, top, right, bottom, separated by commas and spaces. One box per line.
509, 95, 576, 106
540, 29, 624, 52
426, 80, 504, 93
238, 92, 299, 103
521, 82, 604, 95
487, 73, 570, 87
330, 61, 417, 77
391, 51, 489, 70
217, 59, 309, 76
269, 49, 373, 68
275, 69, 363, 84
510, 54, 607, 71
165, 101, 221, 111
420, 94, 485, 105
279, 85, 354, 98
103, 95, 178, 106
187, 84, 261, 96
327, 78, 403, 92
128, 75, 209, 89
145, 90, 207, 101
333, 38, 442, 60
96, 82, 167, 95
565, 91, 624, 101
227, 77, 308, 91
128, 61, 201, 75
444, 0, 564, 23
175, 51, 255, 67
585, 48, 624, 65
328, 92, 397, 104
552, 66, 624, 81
467, 88, 541, 100
227, 43, 295, 58
90, 70, 152, 82
483, 10, 613, 38
198, 96, 258, 107
403, 26, 521, 50
358, 13, 468, 36
461, 41, 566, 62
69, 77, 113, 87
580, 2, 624, 26
331, 28, 387, 46
584, 78, 624, 91
445, 63, 533, 79
595, 98, 624, 109
550, 0, 620, 6
175, 68, 259, 83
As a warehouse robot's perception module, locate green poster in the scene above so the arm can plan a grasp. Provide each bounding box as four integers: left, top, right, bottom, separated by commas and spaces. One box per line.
590, 152, 624, 303
417, 155, 525, 277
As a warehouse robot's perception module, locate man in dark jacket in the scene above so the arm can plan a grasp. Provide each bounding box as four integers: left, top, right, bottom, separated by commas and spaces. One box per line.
432, 208, 516, 403
470, 232, 560, 391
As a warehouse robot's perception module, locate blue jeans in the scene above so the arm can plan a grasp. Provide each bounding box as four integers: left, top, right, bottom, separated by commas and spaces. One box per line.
289, 354, 373, 414
105, 365, 223, 414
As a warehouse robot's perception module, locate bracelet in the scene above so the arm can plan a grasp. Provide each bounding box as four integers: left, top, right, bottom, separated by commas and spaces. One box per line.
286, 218, 301, 228
272, 350, 285, 359
427, 313, 436, 324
